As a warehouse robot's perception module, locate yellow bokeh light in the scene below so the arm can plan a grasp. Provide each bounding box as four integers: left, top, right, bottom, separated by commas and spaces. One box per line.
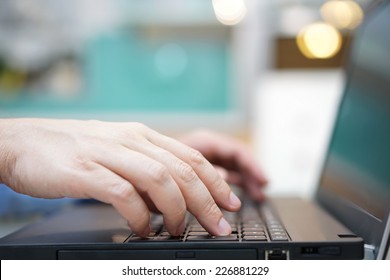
212, 0, 247, 26
297, 22, 342, 59
321, 0, 364, 29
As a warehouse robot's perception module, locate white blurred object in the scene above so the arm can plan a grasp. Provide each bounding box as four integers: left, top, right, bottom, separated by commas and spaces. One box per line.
212, 0, 247, 25
0, 0, 120, 71
252, 70, 344, 198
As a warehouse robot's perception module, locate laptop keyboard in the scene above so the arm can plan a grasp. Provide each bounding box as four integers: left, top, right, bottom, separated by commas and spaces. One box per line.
125, 202, 289, 242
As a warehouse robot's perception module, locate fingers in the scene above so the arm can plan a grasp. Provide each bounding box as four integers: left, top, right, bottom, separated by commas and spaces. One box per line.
95, 146, 187, 236
202, 134, 268, 196
210, 137, 268, 186
146, 130, 241, 209
179, 130, 268, 195
141, 129, 241, 236
214, 166, 266, 201
213, 166, 229, 181
245, 179, 267, 201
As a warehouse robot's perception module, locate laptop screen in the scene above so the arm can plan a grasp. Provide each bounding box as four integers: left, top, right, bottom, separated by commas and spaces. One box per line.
317, 1, 390, 256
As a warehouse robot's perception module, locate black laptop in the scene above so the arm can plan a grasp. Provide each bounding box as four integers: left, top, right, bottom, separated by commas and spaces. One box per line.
0, 1, 389, 260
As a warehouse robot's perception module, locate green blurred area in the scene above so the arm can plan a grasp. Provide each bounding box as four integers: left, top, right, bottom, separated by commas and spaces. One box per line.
0, 30, 231, 113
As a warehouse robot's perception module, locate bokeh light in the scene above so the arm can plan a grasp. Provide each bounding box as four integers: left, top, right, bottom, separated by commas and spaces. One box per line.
212, 0, 247, 26
321, 0, 364, 29
296, 22, 342, 59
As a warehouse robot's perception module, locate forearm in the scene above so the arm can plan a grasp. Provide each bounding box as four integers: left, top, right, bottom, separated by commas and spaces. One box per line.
0, 118, 17, 186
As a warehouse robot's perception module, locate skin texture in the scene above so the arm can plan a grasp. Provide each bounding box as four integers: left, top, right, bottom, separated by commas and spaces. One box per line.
0, 118, 267, 237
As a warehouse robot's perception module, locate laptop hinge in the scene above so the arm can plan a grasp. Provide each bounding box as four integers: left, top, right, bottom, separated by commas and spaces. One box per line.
364, 244, 376, 260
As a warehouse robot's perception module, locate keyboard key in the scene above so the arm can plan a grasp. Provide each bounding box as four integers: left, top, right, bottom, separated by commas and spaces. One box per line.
243, 227, 265, 232
243, 236, 268, 241
190, 226, 206, 231
242, 223, 264, 228
243, 231, 266, 236
187, 235, 238, 242
188, 232, 209, 236
270, 235, 288, 241
269, 230, 286, 235
268, 225, 284, 230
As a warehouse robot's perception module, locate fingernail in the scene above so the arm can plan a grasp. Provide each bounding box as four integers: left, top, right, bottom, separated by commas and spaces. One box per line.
217, 217, 231, 236
229, 191, 241, 208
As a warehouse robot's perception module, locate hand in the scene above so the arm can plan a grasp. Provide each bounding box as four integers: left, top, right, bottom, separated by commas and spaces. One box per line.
180, 129, 267, 200
0, 119, 241, 237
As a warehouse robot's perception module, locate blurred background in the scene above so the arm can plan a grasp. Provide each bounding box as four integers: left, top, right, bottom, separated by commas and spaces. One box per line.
0, 0, 370, 128
0, 0, 379, 228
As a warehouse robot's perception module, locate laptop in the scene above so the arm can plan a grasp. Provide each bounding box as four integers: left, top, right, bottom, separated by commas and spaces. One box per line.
0, 1, 389, 260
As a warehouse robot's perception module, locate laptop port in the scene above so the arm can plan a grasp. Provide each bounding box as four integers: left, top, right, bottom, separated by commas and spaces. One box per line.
301, 246, 341, 256
265, 249, 290, 260
301, 247, 319, 254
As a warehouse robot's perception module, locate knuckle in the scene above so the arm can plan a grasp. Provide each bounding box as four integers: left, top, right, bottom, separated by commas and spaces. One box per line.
176, 161, 197, 183
73, 156, 97, 172
147, 162, 170, 183
108, 181, 137, 204
131, 122, 149, 134
188, 148, 206, 166
117, 122, 150, 140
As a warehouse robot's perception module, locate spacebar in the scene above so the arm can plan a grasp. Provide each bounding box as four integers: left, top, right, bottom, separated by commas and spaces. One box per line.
186, 235, 238, 242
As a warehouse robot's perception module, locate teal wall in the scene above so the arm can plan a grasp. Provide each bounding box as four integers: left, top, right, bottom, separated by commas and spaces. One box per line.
0, 30, 232, 114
